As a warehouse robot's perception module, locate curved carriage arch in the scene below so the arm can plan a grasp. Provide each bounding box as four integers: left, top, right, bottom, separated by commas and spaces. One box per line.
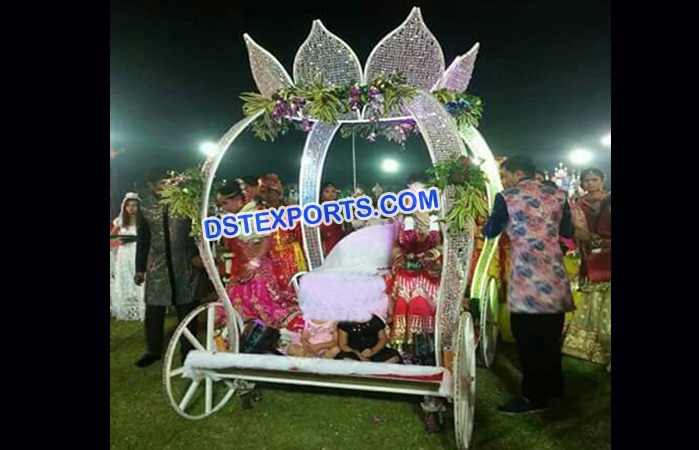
297, 91, 502, 360
164, 9, 510, 448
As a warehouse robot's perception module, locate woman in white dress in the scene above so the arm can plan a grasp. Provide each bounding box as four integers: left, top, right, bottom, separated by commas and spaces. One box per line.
111, 192, 145, 321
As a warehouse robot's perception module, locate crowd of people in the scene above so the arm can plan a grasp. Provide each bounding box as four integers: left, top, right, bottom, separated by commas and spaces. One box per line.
109, 155, 611, 415
213, 172, 439, 365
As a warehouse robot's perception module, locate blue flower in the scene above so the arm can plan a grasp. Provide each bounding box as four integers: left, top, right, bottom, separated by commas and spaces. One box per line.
526, 198, 541, 208
514, 211, 527, 222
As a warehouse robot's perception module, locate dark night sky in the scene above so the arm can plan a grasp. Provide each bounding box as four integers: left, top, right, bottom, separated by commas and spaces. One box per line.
110, 0, 610, 191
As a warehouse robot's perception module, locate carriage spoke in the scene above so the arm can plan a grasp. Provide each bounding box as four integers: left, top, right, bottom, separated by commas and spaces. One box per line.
169, 367, 185, 378
179, 380, 201, 411
206, 306, 215, 352
205, 378, 213, 413
182, 327, 206, 352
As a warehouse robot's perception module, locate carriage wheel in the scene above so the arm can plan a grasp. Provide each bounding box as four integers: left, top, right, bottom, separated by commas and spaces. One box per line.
479, 277, 500, 368
162, 302, 239, 420
454, 312, 476, 450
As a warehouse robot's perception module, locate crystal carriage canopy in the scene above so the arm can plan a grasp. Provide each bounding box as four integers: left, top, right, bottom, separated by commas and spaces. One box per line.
242, 7, 482, 125
209, 6, 498, 356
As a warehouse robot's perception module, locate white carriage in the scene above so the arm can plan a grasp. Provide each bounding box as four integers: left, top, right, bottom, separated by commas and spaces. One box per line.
162, 8, 504, 449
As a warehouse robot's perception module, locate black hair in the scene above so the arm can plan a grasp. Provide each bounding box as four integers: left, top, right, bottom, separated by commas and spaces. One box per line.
501, 155, 536, 178
542, 180, 558, 189
217, 180, 244, 199
580, 167, 606, 181
405, 171, 428, 186
237, 176, 257, 187
319, 181, 336, 203
146, 167, 169, 184
535, 170, 546, 179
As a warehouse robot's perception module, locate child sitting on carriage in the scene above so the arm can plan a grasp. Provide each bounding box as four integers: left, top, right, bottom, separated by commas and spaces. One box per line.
335, 313, 401, 363
293, 223, 402, 363
285, 319, 341, 359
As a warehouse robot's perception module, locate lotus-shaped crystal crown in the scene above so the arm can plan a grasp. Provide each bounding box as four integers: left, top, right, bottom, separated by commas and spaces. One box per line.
243, 7, 479, 115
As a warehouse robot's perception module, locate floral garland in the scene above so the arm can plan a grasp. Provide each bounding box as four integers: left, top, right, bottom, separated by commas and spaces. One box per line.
338, 119, 419, 146
427, 155, 489, 233
432, 89, 484, 130
158, 164, 220, 238
240, 72, 484, 145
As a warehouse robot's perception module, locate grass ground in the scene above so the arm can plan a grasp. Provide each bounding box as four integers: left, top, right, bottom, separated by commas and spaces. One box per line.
110, 316, 610, 450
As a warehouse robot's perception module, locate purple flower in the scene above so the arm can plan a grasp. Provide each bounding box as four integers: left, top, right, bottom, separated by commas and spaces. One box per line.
393, 132, 407, 144
368, 86, 381, 98
350, 86, 361, 96
301, 118, 311, 132
273, 100, 288, 119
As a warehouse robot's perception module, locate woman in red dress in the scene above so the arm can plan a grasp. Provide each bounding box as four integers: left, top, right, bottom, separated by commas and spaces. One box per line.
319, 182, 347, 256
562, 168, 611, 364
259, 174, 308, 287
388, 175, 442, 354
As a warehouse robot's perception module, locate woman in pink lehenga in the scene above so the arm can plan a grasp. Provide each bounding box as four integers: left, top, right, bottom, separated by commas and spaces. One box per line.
216, 181, 302, 331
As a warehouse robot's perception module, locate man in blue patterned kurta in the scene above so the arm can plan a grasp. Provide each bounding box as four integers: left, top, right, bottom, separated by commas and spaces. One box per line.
484, 155, 575, 414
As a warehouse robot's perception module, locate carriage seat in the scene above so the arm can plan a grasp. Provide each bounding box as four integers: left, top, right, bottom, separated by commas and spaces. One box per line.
294, 224, 395, 322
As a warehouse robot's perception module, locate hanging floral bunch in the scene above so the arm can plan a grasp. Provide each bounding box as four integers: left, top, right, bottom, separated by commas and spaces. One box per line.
158, 164, 219, 238
339, 119, 419, 147
427, 155, 489, 233
432, 89, 484, 129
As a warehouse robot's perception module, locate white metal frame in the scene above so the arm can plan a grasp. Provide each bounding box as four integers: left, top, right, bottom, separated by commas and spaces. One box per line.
479, 277, 500, 368
160, 9, 512, 449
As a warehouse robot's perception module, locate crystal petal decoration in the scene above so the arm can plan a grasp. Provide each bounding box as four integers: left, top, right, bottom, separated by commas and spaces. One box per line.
243, 34, 294, 98
364, 7, 445, 90
404, 91, 469, 355
298, 122, 342, 269
293, 20, 363, 88
433, 43, 480, 93
404, 91, 467, 162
